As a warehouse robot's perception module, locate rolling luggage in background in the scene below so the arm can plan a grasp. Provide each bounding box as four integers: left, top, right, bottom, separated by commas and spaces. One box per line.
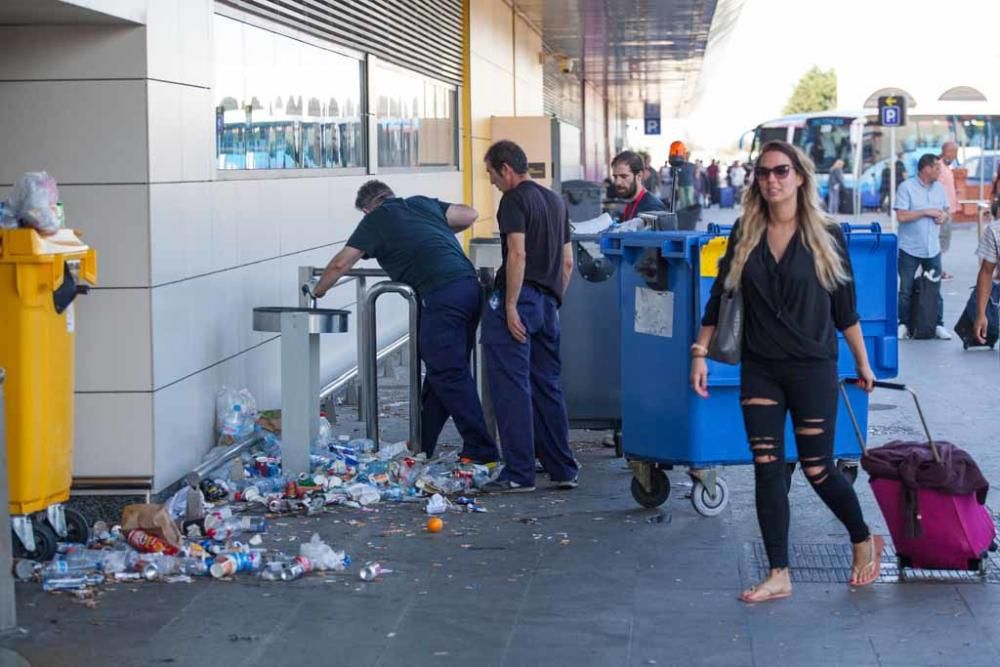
841, 380, 996, 575
719, 186, 735, 208
954, 283, 999, 350
910, 268, 941, 339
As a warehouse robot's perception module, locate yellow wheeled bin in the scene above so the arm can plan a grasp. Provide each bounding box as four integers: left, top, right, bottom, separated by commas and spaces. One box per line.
0, 227, 97, 560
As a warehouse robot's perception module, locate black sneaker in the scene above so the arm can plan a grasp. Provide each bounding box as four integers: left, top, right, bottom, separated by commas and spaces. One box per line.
552, 477, 579, 490
479, 479, 535, 494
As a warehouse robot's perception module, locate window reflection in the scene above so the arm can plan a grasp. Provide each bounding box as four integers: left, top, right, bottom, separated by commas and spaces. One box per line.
214, 15, 364, 170
375, 64, 457, 168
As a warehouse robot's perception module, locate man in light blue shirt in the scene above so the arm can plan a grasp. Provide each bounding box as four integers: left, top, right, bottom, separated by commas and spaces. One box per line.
894, 153, 951, 340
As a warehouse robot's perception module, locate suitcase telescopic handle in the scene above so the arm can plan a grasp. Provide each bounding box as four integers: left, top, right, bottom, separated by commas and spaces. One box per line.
839, 379, 940, 463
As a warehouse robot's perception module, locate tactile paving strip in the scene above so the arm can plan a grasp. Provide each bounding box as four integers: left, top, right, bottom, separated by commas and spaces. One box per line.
747, 540, 1000, 584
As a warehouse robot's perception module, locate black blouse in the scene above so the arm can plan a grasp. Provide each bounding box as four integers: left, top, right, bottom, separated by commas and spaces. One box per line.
702, 219, 860, 361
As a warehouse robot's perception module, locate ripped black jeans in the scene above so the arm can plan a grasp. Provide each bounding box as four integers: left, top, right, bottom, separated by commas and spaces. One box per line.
741, 358, 870, 570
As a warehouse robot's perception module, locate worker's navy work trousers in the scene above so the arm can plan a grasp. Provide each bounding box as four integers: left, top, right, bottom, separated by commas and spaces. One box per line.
481, 284, 578, 486
419, 276, 499, 462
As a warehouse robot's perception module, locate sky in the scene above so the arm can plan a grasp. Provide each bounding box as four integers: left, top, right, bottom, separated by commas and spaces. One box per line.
631, 0, 1000, 162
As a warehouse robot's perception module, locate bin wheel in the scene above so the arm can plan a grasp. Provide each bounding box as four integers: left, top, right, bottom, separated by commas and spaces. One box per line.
691, 477, 729, 517
613, 430, 623, 459
836, 460, 859, 485
13, 520, 58, 562
630, 469, 670, 508
62, 507, 92, 544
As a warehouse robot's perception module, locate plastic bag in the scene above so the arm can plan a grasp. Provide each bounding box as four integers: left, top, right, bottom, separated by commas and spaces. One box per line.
1, 172, 62, 234
215, 386, 258, 446
299, 534, 349, 571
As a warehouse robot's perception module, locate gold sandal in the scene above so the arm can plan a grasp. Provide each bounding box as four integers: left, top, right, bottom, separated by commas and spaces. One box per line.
739, 579, 792, 603
849, 535, 885, 587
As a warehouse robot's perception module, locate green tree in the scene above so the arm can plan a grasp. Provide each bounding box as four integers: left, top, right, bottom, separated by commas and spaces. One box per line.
783, 67, 837, 114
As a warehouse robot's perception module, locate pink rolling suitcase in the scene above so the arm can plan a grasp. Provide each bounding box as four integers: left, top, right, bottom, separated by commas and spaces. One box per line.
841, 380, 996, 575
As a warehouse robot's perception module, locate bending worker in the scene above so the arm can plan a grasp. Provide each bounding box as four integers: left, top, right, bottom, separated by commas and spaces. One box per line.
312, 180, 499, 464
479, 140, 579, 493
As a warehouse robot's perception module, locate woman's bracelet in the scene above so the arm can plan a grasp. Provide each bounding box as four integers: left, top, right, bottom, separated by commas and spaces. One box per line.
690, 343, 709, 356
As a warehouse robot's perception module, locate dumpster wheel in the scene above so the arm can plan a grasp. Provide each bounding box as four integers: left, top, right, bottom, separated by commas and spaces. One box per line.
13, 518, 58, 562
691, 477, 729, 517
630, 469, 670, 508
61, 507, 92, 544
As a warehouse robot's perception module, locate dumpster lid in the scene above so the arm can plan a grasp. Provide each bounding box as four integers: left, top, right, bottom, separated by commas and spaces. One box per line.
0, 228, 90, 260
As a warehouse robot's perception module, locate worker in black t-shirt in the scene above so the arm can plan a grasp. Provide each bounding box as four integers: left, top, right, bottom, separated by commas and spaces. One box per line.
311, 180, 499, 464
478, 140, 579, 493
612, 150, 667, 220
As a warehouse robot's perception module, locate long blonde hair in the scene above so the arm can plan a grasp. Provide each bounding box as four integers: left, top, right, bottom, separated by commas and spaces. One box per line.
725, 141, 850, 292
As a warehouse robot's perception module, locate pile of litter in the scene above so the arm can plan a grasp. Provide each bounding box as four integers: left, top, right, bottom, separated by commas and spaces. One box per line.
16, 387, 492, 594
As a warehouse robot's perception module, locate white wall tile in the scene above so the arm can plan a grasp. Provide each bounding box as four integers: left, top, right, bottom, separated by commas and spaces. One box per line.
149, 182, 213, 285
145, 0, 212, 88
0, 80, 147, 185
209, 180, 242, 272
0, 25, 145, 80
180, 84, 213, 182
75, 287, 153, 392
73, 392, 154, 478
147, 81, 212, 184
235, 179, 280, 265
146, 80, 182, 183
58, 184, 150, 288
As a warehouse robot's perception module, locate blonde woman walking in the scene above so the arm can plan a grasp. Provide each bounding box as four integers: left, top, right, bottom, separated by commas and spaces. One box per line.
690, 141, 883, 603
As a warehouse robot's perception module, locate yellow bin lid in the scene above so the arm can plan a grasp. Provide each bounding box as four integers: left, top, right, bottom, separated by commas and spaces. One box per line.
0, 228, 98, 284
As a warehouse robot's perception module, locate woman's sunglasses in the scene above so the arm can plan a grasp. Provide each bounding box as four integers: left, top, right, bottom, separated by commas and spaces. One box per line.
755, 164, 793, 180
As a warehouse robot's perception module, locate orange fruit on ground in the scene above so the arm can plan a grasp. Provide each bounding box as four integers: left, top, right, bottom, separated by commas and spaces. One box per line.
426, 516, 444, 533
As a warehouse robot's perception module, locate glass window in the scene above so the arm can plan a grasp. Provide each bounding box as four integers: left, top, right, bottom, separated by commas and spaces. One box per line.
795, 117, 854, 173
374, 63, 457, 168
213, 15, 364, 171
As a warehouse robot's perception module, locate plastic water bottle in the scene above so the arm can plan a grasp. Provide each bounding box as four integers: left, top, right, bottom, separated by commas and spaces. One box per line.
206, 516, 268, 541
42, 573, 104, 592
348, 438, 375, 454
222, 404, 243, 438
313, 416, 334, 454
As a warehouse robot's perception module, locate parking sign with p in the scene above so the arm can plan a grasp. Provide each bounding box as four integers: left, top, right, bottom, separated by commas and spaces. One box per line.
878, 95, 906, 127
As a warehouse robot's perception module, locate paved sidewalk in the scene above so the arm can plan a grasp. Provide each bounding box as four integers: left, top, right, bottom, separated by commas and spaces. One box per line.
2, 218, 997, 667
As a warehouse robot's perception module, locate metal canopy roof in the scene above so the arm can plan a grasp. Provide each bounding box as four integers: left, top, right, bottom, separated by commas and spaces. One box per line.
515, 0, 739, 119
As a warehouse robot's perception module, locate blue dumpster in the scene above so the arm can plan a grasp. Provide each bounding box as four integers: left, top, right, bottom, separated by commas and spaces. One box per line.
601, 223, 898, 515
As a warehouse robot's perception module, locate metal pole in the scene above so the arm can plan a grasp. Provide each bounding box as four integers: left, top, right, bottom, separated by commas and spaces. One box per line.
361, 282, 420, 451
889, 125, 897, 232
979, 122, 986, 205
0, 369, 16, 632
355, 276, 367, 419
852, 118, 863, 220
184, 434, 263, 488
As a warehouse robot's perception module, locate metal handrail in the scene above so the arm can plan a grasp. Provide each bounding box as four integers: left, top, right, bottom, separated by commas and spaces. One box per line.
320, 333, 409, 401
301, 266, 391, 420
361, 281, 420, 452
